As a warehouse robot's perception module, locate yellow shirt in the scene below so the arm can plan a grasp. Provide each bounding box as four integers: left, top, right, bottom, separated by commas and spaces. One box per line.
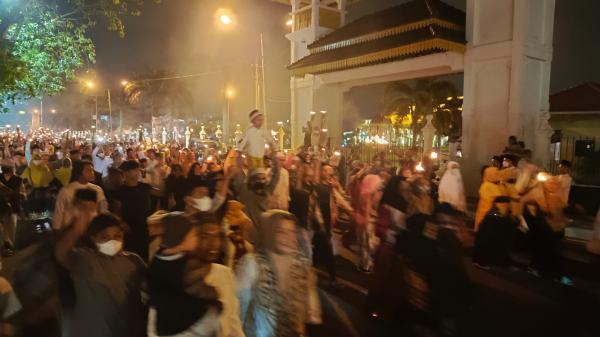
21, 165, 54, 188
54, 167, 72, 187
475, 182, 505, 231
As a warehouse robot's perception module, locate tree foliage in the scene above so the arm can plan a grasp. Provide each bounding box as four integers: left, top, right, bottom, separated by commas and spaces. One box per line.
0, 0, 160, 108
383, 79, 460, 140
122, 68, 193, 121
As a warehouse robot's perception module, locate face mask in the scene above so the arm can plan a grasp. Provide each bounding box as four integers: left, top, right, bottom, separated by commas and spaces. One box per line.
97, 153, 105, 159
32, 160, 42, 166
192, 197, 212, 211
502, 161, 510, 168
97, 240, 123, 256
56, 151, 63, 160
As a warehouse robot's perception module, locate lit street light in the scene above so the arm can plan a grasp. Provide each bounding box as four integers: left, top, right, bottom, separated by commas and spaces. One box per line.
121, 80, 129, 86
286, 19, 293, 26
220, 14, 232, 25
50, 109, 57, 114
86, 81, 95, 88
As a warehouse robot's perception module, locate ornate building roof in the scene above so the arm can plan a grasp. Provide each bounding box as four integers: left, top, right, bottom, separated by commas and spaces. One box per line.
288, 0, 466, 76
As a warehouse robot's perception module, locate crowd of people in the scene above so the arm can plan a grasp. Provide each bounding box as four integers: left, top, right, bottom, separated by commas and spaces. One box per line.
0, 111, 582, 337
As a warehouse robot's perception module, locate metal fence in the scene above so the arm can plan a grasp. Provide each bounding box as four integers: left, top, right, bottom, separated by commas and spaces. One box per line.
548, 135, 599, 185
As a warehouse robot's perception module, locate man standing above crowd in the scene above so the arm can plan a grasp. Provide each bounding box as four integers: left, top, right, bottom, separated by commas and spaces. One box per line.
237, 110, 274, 170
53, 160, 107, 231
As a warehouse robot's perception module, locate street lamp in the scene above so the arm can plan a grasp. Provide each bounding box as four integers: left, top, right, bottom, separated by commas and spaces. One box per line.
86, 81, 95, 88
216, 9, 267, 125
50, 109, 56, 114
220, 14, 232, 25
121, 80, 129, 86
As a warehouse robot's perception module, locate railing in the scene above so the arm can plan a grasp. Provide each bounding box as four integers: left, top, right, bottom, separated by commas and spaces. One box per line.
294, 8, 311, 31
319, 6, 341, 30
548, 135, 599, 185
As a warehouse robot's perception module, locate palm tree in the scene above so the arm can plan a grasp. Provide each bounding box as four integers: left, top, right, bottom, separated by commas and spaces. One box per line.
122, 68, 192, 122
383, 78, 458, 145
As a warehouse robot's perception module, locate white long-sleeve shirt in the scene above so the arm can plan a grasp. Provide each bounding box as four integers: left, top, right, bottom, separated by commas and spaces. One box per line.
237, 126, 272, 158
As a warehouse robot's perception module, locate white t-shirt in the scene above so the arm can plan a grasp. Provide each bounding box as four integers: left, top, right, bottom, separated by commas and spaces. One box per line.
92, 147, 114, 177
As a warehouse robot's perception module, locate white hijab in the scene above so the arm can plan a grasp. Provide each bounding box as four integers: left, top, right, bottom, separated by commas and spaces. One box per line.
438, 161, 467, 212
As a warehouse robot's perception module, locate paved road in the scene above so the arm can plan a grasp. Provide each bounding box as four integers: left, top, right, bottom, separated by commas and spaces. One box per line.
308, 230, 600, 337
5, 222, 600, 337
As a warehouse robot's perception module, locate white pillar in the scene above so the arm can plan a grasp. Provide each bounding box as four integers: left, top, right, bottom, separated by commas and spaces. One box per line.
462, 0, 556, 195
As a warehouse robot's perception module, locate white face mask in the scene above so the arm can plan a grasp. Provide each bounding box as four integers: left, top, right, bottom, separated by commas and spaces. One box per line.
56, 151, 63, 160
32, 160, 42, 166
192, 196, 212, 212
97, 153, 105, 159
96, 240, 123, 256
502, 161, 511, 168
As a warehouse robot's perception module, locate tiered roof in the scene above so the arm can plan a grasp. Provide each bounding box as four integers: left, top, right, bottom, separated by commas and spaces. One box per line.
288, 0, 466, 76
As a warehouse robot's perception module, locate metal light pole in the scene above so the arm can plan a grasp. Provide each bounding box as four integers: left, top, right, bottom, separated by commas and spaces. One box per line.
39, 99, 43, 128
260, 33, 267, 126
107, 89, 113, 135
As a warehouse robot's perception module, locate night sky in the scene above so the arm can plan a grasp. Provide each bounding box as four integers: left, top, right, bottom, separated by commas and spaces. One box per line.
3, 0, 600, 131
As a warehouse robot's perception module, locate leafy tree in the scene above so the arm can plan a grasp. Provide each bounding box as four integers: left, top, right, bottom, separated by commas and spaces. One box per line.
0, 0, 160, 107
383, 78, 458, 144
122, 68, 193, 122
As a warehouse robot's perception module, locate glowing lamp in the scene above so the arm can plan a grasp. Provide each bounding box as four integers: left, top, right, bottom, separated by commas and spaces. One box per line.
430, 151, 438, 159
416, 162, 425, 172
220, 15, 232, 25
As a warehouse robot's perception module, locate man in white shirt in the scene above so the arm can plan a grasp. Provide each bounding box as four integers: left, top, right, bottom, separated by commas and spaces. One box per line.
53, 160, 108, 230
92, 145, 113, 177
237, 109, 274, 170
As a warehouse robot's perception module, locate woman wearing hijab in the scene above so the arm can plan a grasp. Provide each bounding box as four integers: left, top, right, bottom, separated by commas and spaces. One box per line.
236, 210, 321, 337
438, 161, 467, 212
474, 167, 505, 231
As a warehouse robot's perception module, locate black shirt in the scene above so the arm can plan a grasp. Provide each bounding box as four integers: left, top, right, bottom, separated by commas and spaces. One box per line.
148, 256, 216, 335
0, 174, 23, 213
166, 175, 188, 211
116, 183, 152, 260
